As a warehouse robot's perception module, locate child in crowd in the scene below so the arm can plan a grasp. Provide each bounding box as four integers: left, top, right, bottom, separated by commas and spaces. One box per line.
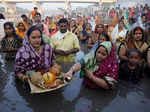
1, 22, 22, 60
119, 48, 143, 83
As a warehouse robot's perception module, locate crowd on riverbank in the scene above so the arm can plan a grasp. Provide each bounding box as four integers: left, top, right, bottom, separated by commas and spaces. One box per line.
0, 3, 150, 90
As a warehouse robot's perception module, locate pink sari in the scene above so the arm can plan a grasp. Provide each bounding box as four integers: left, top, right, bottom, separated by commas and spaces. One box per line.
84, 45, 119, 88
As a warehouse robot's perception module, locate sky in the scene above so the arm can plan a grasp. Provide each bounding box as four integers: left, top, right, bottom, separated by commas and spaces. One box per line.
0, 3, 95, 11
0, 0, 150, 10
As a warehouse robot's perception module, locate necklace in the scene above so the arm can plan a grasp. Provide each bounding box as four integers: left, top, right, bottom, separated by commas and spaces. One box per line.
35, 46, 42, 55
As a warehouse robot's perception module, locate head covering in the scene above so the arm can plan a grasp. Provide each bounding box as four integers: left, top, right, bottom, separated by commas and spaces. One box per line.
15, 25, 55, 74
80, 42, 118, 88
23, 25, 43, 47
16, 22, 26, 39
17, 22, 26, 30
99, 41, 112, 54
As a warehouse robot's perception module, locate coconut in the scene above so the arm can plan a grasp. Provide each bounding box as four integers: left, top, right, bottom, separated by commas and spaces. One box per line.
43, 72, 56, 86
49, 64, 62, 75
27, 71, 43, 85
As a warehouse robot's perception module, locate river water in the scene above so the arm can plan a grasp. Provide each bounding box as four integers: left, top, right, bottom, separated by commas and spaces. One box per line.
0, 42, 150, 112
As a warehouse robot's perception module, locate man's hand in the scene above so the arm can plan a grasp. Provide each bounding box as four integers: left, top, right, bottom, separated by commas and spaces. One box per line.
54, 49, 66, 55
64, 48, 79, 55
54, 48, 79, 56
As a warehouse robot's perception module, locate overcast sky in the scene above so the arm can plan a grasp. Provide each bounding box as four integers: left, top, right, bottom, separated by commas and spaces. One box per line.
0, 0, 150, 10
0, 3, 94, 10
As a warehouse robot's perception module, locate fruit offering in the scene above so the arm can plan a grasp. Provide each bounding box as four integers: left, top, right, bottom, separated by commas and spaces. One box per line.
43, 72, 56, 86
49, 64, 62, 75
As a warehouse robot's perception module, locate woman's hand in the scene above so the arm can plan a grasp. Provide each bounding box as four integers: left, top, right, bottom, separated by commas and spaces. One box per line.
22, 75, 29, 82
85, 70, 94, 80
85, 70, 109, 89
64, 70, 73, 81
64, 63, 81, 81
17, 73, 29, 82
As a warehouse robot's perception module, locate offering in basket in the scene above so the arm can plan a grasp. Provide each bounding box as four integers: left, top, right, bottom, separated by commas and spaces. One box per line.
26, 64, 68, 89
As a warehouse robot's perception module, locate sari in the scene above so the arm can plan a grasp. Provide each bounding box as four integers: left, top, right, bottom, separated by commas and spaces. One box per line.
127, 39, 148, 53
16, 22, 27, 39
80, 41, 118, 88
15, 31, 56, 75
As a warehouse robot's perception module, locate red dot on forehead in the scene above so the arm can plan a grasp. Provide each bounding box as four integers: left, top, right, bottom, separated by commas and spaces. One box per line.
136, 28, 141, 33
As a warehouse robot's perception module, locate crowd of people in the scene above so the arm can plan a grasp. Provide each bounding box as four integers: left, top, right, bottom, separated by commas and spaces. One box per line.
0, 3, 150, 90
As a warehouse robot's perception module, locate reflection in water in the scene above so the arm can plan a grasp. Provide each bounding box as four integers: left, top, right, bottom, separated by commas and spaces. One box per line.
0, 60, 32, 112
15, 79, 66, 112
63, 71, 83, 102
74, 97, 92, 112
63, 50, 84, 102
0, 64, 7, 104
79, 87, 118, 112
0, 45, 150, 112
102, 80, 150, 112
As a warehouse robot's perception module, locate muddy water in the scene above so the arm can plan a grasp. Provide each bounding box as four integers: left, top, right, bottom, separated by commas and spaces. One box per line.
0, 42, 150, 112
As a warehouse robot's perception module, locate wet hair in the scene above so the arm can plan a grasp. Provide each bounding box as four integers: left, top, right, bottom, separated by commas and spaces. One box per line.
4, 22, 16, 37
58, 18, 68, 25
126, 48, 142, 58
0, 13, 5, 19
27, 25, 44, 45
133, 26, 145, 41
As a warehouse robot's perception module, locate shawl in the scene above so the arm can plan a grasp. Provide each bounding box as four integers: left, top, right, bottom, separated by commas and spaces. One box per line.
80, 41, 119, 88
15, 30, 55, 74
